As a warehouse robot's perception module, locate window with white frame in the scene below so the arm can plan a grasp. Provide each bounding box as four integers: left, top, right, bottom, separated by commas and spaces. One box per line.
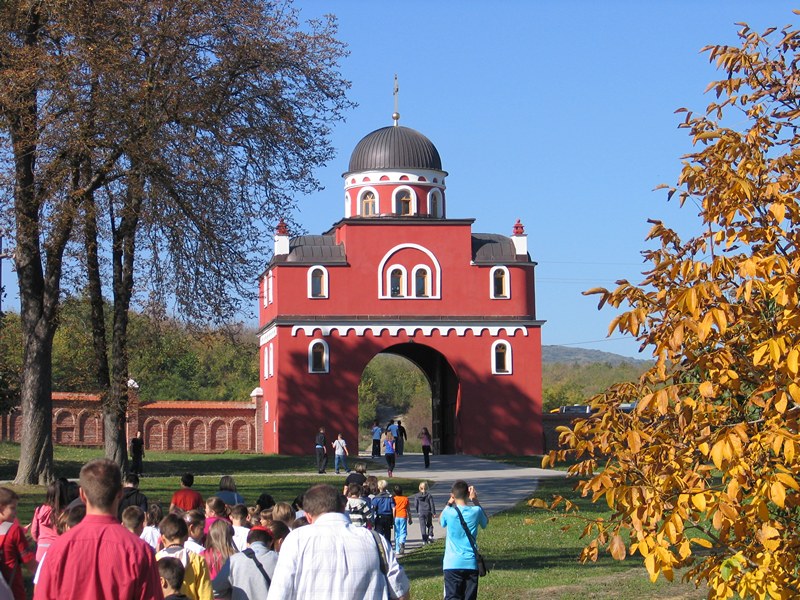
360, 190, 377, 216
394, 188, 415, 216
268, 343, 274, 377
490, 266, 510, 299
412, 265, 431, 297
388, 266, 407, 297
263, 347, 269, 379
263, 276, 268, 308
308, 340, 329, 373
307, 266, 329, 299
428, 189, 442, 217
267, 271, 273, 304
491, 340, 512, 374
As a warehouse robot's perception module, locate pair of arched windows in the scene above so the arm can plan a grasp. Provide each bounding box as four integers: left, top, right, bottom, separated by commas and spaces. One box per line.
308, 340, 329, 373
388, 265, 432, 298
357, 187, 417, 217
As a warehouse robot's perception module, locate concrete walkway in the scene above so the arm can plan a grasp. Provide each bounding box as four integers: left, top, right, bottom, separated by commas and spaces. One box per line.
357, 452, 566, 552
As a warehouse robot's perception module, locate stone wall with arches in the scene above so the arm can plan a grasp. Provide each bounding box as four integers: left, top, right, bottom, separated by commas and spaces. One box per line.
0, 392, 260, 453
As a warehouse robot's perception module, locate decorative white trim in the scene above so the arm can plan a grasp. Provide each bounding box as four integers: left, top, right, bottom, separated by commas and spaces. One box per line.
259, 325, 278, 346
291, 323, 530, 337
490, 266, 511, 299
267, 271, 273, 304
308, 339, 330, 373
307, 265, 329, 299
377, 243, 442, 299
411, 264, 432, 297
357, 187, 379, 216
385, 264, 408, 297
262, 275, 268, 308
392, 186, 417, 216
491, 340, 513, 375
344, 169, 447, 191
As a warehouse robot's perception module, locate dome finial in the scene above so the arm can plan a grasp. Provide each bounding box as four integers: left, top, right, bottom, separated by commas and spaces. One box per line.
392, 74, 400, 127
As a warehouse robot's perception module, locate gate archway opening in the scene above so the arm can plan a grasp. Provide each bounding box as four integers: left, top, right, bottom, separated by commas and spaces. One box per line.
359, 342, 459, 455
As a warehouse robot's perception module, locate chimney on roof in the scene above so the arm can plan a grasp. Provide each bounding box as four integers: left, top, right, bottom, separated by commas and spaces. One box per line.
275, 219, 289, 256
511, 219, 527, 255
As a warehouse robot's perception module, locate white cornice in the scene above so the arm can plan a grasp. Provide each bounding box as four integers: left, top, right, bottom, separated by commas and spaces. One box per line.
344, 169, 446, 190
259, 324, 278, 346
289, 322, 532, 338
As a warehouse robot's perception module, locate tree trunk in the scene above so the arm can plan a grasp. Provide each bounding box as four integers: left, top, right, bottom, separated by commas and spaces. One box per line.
15, 329, 54, 484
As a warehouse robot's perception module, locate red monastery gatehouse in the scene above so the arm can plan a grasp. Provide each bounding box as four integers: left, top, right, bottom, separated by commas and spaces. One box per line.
257, 118, 544, 456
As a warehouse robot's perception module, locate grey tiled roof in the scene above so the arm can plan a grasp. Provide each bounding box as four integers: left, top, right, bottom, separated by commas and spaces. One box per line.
472, 233, 527, 263
283, 235, 346, 264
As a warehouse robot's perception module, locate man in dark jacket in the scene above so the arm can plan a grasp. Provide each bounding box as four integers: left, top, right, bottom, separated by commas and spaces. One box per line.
117, 473, 148, 521
315, 427, 328, 474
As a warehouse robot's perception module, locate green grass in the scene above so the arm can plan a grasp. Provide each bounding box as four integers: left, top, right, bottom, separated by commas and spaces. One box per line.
400, 477, 708, 600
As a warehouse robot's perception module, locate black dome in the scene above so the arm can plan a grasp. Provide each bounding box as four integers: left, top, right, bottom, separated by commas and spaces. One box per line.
347, 125, 442, 173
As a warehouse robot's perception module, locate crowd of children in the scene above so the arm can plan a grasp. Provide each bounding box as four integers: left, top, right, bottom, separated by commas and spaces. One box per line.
1, 463, 438, 598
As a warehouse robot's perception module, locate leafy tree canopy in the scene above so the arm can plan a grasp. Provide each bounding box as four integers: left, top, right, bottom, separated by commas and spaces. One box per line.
540, 16, 800, 599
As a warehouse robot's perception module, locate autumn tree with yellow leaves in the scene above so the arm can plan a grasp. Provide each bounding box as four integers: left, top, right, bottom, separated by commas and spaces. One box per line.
538, 16, 800, 600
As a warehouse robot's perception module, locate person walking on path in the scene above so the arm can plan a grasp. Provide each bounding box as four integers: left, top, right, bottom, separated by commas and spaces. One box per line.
268, 484, 410, 600
314, 427, 328, 474
129, 430, 145, 476
331, 433, 349, 474
383, 431, 396, 477
440, 480, 488, 600
419, 427, 432, 468
395, 421, 407, 456
370, 421, 383, 458
414, 482, 437, 544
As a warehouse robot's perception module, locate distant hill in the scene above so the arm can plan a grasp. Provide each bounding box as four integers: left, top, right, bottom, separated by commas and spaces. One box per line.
542, 345, 651, 366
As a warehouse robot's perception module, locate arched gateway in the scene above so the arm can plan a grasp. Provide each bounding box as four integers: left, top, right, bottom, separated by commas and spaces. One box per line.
257, 117, 544, 456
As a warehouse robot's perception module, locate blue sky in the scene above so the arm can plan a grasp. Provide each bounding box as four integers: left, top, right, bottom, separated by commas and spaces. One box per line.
1, 2, 795, 358
286, 1, 797, 358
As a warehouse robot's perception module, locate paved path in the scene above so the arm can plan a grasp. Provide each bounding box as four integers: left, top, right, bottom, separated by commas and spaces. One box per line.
357, 452, 566, 552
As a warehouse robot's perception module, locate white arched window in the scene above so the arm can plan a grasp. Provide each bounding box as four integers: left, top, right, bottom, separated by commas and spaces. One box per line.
263, 347, 269, 380
268, 343, 274, 378
491, 340, 513, 374
386, 264, 407, 297
307, 266, 329, 299
267, 271, 273, 304
412, 265, 431, 297
262, 275, 268, 308
308, 339, 329, 373
359, 188, 378, 216
393, 187, 416, 216
490, 266, 510, 299
428, 189, 442, 217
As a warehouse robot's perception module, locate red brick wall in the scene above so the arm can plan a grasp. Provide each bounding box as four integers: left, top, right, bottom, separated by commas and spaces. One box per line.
0, 394, 259, 453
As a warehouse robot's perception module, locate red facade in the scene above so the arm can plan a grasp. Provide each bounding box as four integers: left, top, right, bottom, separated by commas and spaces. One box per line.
257, 123, 544, 456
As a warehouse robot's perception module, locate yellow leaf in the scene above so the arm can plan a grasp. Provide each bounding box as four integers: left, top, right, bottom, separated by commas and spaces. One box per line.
627, 430, 642, 454
787, 348, 799, 376
529, 498, 549, 510
753, 343, 769, 366
691, 537, 713, 548
771, 481, 786, 508
775, 472, 799, 491
698, 381, 714, 398
770, 202, 786, 222
711, 439, 726, 471
775, 392, 788, 414
692, 493, 707, 512
609, 534, 626, 560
